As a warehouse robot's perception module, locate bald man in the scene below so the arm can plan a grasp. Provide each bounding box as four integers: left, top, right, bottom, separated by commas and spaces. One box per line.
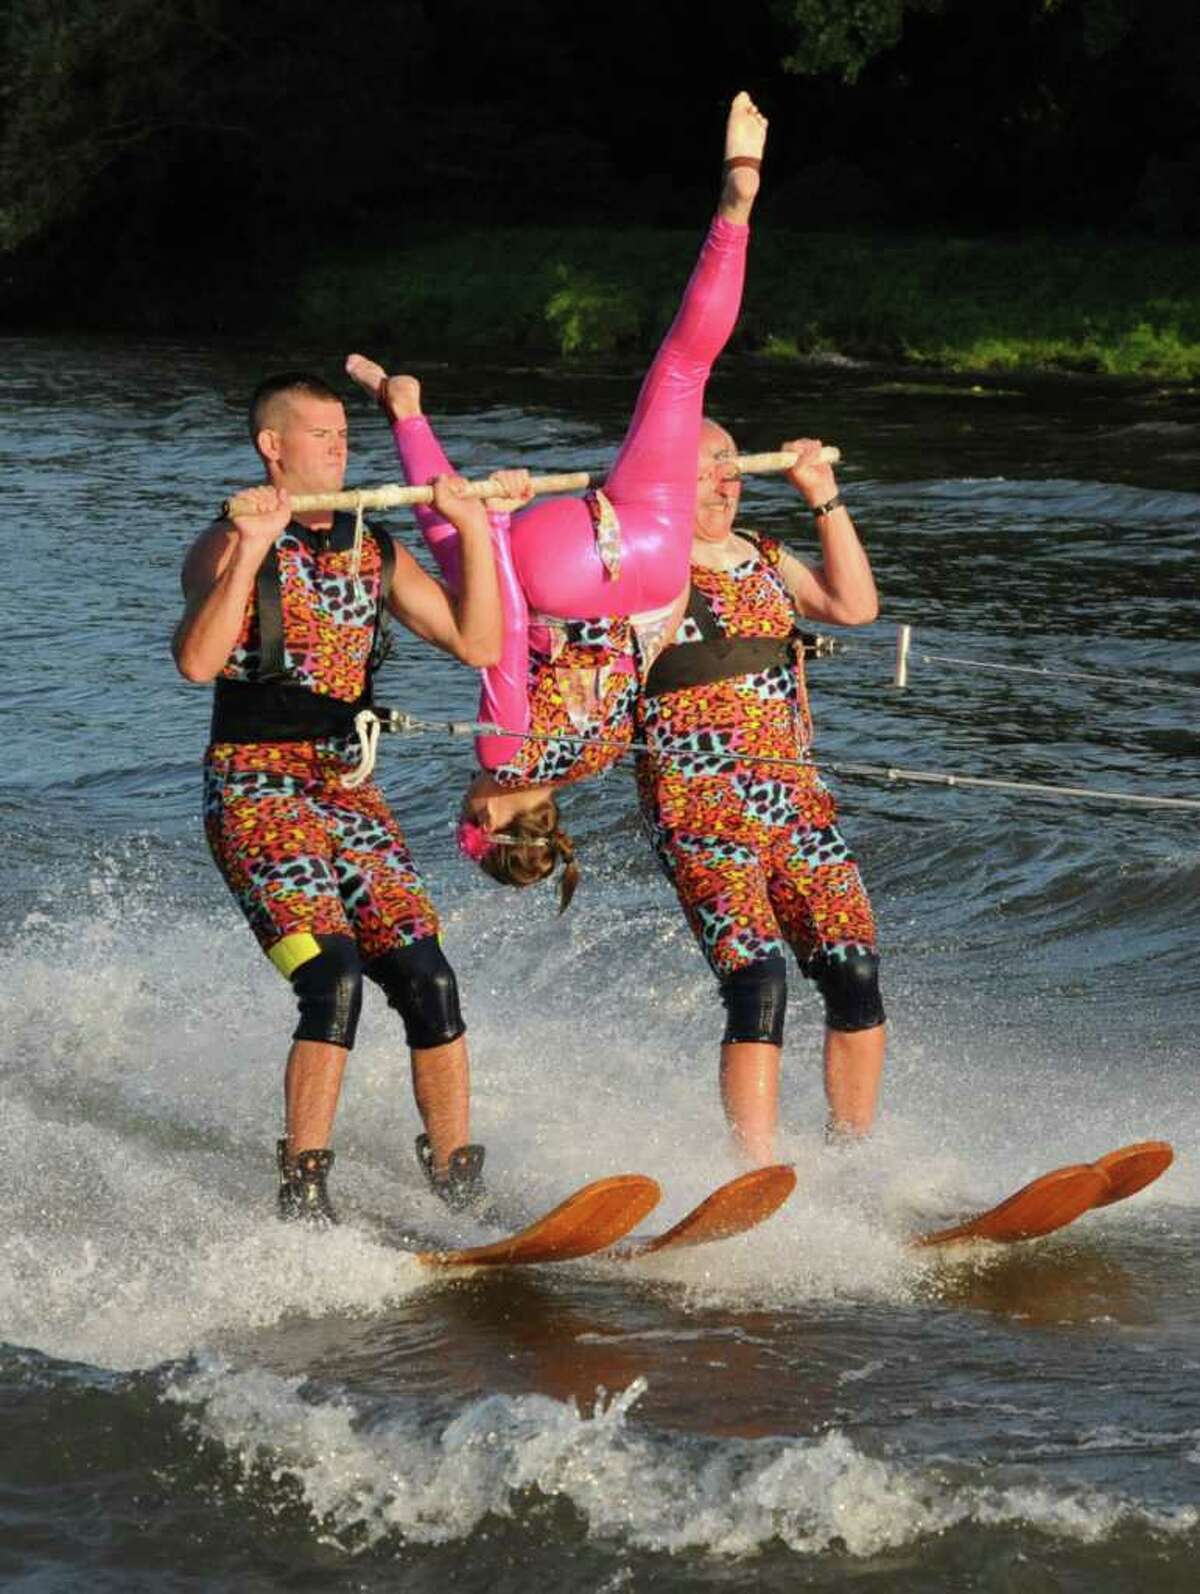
635, 422, 886, 1162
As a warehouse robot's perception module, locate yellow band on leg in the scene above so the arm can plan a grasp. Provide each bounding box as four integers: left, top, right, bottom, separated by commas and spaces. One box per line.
267, 932, 324, 980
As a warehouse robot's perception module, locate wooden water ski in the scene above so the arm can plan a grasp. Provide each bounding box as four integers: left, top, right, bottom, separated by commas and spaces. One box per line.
912, 1162, 1109, 1248
1090, 1140, 1173, 1207
416, 1174, 661, 1269
607, 1164, 796, 1261
912, 1139, 1174, 1249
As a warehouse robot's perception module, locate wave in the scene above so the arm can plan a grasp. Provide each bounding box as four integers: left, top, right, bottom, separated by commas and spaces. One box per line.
163, 1364, 1198, 1559
871, 478, 1200, 529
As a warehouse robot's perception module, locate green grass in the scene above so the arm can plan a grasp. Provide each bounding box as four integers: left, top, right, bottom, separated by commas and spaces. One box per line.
300, 226, 1200, 380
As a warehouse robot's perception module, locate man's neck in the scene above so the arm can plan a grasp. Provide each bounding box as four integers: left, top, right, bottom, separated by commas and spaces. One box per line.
266, 472, 334, 534
690, 528, 755, 571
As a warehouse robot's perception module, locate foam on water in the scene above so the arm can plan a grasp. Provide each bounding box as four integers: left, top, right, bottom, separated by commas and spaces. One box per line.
0, 886, 915, 1374
1, 1063, 434, 1370
4, 848, 1195, 1382
164, 1362, 1198, 1558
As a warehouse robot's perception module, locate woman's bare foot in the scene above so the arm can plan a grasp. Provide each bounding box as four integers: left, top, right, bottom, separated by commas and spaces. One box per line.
344, 352, 387, 397
344, 354, 421, 421
719, 91, 768, 222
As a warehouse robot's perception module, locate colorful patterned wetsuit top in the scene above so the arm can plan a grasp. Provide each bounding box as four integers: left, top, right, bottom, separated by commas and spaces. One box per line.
635, 533, 879, 983
204, 513, 441, 972
386, 409, 646, 794
488, 610, 641, 790
388, 213, 749, 791
218, 517, 385, 705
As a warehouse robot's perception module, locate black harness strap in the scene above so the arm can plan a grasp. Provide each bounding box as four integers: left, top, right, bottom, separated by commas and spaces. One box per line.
642, 539, 817, 700
367, 523, 395, 674
210, 677, 366, 743
642, 620, 798, 698
686, 581, 732, 657
254, 546, 287, 682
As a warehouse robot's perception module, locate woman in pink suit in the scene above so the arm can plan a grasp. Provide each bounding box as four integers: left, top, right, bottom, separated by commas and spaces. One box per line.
347, 93, 767, 907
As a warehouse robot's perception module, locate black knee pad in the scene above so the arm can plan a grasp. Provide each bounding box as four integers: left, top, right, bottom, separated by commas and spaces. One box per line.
291, 934, 364, 1049
807, 947, 886, 1033
367, 936, 465, 1050
720, 955, 788, 1046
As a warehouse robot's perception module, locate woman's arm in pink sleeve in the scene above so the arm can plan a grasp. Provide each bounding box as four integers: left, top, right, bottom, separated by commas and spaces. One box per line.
391, 415, 463, 589
475, 511, 531, 768
390, 413, 531, 764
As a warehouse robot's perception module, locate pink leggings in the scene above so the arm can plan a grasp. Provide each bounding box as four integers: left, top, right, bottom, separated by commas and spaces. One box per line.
392, 213, 749, 766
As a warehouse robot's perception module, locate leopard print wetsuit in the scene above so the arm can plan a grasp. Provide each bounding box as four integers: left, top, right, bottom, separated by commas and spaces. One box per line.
635, 534, 878, 982
486, 614, 639, 790
204, 518, 440, 965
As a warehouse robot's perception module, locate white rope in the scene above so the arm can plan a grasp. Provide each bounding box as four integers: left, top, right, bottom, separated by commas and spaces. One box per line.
916, 647, 1200, 695
374, 709, 1200, 813
349, 493, 366, 580
841, 626, 1200, 699
822, 758, 1200, 811
341, 709, 382, 788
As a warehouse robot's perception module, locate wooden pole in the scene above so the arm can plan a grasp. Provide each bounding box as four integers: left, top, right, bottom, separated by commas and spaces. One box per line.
284, 472, 591, 515
222, 447, 841, 519
734, 448, 840, 475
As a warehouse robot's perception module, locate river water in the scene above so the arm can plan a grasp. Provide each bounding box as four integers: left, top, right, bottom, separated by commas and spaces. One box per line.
2, 333, 1199, 1591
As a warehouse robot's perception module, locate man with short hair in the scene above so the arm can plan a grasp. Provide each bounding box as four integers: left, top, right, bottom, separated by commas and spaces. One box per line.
174, 371, 517, 1222
636, 421, 886, 1161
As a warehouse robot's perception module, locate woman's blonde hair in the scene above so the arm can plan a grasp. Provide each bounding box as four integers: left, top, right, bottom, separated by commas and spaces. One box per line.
478, 797, 580, 912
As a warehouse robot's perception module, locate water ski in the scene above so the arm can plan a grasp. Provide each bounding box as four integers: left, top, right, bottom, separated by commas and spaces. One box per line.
415, 1173, 661, 1269
607, 1164, 797, 1261
912, 1140, 1174, 1249
1091, 1140, 1173, 1206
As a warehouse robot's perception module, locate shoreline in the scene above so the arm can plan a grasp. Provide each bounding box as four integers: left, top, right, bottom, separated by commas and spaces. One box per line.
6, 226, 1200, 383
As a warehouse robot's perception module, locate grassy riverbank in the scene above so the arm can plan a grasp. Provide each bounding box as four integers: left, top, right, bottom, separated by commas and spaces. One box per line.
300, 225, 1200, 380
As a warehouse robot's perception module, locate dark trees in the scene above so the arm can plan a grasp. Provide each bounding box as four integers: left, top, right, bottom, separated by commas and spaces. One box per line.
2, 0, 1196, 323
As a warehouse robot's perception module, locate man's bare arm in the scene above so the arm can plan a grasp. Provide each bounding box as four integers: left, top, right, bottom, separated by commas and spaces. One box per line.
773, 438, 878, 627
172, 487, 291, 682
